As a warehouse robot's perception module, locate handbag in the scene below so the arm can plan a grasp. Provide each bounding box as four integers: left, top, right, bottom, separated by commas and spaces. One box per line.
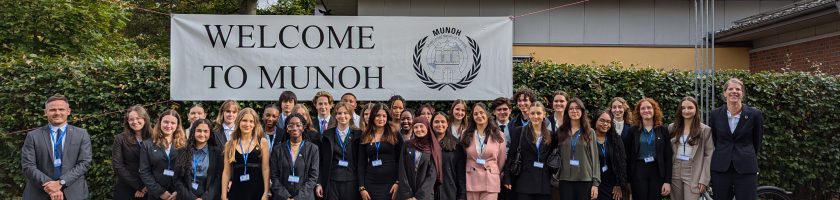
505, 129, 525, 176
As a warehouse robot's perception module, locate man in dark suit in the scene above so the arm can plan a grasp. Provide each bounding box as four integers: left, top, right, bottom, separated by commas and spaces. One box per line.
21, 94, 92, 200
710, 78, 764, 200
509, 88, 536, 129
312, 91, 337, 137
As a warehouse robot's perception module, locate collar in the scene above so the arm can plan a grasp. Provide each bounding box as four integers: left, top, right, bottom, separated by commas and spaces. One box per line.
726, 110, 741, 119
223, 124, 235, 131
196, 145, 209, 154
49, 123, 68, 133
318, 115, 332, 123
496, 120, 509, 127
613, 120, 624, 124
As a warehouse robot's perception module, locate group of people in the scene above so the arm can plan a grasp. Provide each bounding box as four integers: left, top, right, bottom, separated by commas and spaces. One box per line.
21, 78, 763, 200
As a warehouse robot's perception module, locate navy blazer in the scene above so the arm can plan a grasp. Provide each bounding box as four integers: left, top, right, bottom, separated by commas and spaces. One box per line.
175, 146, 223, 200
139, 140, 182, 199
623, 126, 672, 184
709, 105, 763, 174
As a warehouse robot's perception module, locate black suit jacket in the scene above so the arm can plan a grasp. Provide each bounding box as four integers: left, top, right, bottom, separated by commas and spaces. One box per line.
270, 140, 320, 200
139, 140, 182, 198
398, 145, 437, 200
623, 126, 672, 184
175, 146, 223, 200
318, 128, 361, 188
503, 126, 555, 194
312, 115, 337, 135
709, 105, 763, 174
213, 129, 228, 150
112, 132, 145, 191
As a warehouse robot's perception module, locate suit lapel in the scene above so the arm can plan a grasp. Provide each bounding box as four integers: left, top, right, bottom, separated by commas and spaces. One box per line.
205, 148, 218, 187
733, 107, 751, 139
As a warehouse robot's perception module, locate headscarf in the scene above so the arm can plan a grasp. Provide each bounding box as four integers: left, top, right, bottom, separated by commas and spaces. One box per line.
410, 117, 443, 183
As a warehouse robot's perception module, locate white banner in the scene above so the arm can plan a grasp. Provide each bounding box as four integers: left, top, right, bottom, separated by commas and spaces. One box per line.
171, 14, 513, 101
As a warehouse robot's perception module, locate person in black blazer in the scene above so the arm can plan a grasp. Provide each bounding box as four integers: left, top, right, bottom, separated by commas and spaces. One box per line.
113, 105, 153, 199
709, 78, 764, 200
609, 97, 634, 144
263, 104, 284, 153
593, 111, 628, 200
174, 119, 223, 200
293, 103, 324, 146
316, 102, 362, 200
271, 113, 320, 200
312, 91, 338, 136
510, 88, 537, 129
430, 112, 467, 200
398, 117, 441, 200
623, 98, 672, 200
213, 100, 241, 148
547, 91, 570, 134
140, 110, 188, 200
503, 102, 555, 200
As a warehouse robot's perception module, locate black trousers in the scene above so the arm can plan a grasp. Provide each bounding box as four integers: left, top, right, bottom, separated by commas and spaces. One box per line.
711, 163, 757, 200
325, 180, 360, 200
500, 184, 517, 200
630, 160, 664, 200
558, 181, 591, 200
597, 184, 616, 200
517, 193, 550, 200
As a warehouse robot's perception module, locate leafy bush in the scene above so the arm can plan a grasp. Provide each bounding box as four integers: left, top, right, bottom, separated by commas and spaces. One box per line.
1, 57, 837, 199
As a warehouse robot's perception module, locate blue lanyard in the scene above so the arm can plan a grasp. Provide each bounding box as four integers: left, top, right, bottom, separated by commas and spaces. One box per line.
287, 140, 305, 176
51, 128, 66, 160
265, 129, 277, 150
570, 130, 581, 160
535, 135, 543, 162
374, 134, 382, 160
191, 151, 203, 184
164, 143, 172, 169
238, 138, 254, 174
643, 128, 655, 145
598, 137, 607, 165
521, 118, 529, 126
476, 132, 488, 158
336, 128, 350, 160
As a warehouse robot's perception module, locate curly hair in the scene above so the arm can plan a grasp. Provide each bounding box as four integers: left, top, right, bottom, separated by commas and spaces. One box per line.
632, 98, 664, 128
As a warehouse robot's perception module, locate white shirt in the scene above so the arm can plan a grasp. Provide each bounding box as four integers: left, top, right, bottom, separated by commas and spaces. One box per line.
352, 113, 361, 128
337, 127, 349, 143
678, 135, 696, 157
614, 120, 625, 135
49, 123, 68, 159
727, 110, 741, 134
318, 115, 332, 133
223, 124, 235, 141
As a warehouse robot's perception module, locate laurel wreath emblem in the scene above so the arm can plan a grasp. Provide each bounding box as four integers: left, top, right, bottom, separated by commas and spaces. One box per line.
413, 36, 482, 90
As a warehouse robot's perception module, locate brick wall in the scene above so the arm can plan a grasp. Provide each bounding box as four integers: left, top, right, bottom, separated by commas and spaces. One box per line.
749, 35, 840, 75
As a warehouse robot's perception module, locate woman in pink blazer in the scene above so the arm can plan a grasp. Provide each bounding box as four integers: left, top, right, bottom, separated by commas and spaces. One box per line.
461, 103, 507, 200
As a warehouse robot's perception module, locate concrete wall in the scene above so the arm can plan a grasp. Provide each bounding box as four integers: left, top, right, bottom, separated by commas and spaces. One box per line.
358, 0, 794, 46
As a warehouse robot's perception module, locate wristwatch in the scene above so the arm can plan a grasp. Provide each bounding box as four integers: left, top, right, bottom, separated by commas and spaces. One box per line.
59, 180, 66, 187
359, 186, 366, 192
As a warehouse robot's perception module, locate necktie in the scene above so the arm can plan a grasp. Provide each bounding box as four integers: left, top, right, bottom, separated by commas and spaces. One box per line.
499, 125, 506, 131
321, 120, 327, 134
53, 129, 63, 179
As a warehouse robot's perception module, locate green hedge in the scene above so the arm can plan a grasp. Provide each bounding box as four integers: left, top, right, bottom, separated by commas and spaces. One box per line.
1, 56, 838, 199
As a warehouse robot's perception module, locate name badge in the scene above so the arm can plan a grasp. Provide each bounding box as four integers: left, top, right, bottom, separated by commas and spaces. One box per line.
644, 156, 655, 163
163, 169, 175, 177
569, 160, 580, 166
288, 175, 301, 183
191, 182, 199, 190
239, 174, 250, 182
476, 159, 486, 165
677, 155, 691, 161
338, 160, 349, 167
371, 159, 383, 167
601, 166, 608, 172
53, 159, 62, 167
533, 161, 544, 168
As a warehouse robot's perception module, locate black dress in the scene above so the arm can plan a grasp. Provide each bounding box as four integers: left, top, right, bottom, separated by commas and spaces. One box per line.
228, 145, 265, 200
357, 139, 402, 200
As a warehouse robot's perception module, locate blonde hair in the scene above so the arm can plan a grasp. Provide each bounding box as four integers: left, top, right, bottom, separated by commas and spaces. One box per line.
153, 109, 187, 150
333, 102, 357, 129
214, 100, 241, 131
293, 103, 316, 132
608, 97, 634, 124
225, 108, 264, 163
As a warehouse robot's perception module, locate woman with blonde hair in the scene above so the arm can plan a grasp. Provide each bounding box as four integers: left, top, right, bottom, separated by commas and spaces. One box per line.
213, 100, 241, 148
221, 108, 271, 200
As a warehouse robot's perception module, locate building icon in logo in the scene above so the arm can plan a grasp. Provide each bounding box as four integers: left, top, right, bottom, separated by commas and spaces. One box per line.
414, 27, 482, 90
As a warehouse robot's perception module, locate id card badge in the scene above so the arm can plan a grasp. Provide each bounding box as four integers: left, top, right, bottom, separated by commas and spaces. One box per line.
53, 159, 62, 167
163, 169, 175, 176
644, 156, 655, 163
677, 155, 691, 161
601, 166, 608, 172
288, 175, 301, 183
476, 159, 486, 165
569, 160, 580, 166
372, 159, 383, 167
533, 161, 544, 168
239, 174, 250, 182
191, 182, 199, 190
338, 160, 349, 167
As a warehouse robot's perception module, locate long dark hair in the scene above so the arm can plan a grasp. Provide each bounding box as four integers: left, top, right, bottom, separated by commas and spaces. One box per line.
122, 105, 152, 145
461, 102, 503, 146
361, 103, 398, 145
558, 98, 592, 142
175, 119, 214, 177
431, 112, 458, 151
670, 97, 702, 146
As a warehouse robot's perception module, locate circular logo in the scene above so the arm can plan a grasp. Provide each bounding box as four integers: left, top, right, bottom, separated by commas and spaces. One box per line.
413, 28, 482, 90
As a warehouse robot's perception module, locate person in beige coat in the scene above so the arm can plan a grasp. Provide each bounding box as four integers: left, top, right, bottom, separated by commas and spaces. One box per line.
668, 97, 714, 200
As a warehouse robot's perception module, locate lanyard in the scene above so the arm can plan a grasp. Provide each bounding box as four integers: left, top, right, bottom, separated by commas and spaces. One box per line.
374, 134, 382, 160
521, 118, 529, 126
162, 143, 173, 169
336, 128, 350, 160
643, 128, 655, 157
287, 140, 305, 176
51, 128, 66, 160
265, 129, 277, 150
238, 138, 254, 175
475, 132, 488, 158
191, 150, 205, 184
570, 130, 581, 161
681, 135, 689, 156
535, 135, 543, 162
599, 137, 607, 165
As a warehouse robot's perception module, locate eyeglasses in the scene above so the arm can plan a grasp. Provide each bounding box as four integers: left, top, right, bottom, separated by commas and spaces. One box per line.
287, 123, 303, 128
